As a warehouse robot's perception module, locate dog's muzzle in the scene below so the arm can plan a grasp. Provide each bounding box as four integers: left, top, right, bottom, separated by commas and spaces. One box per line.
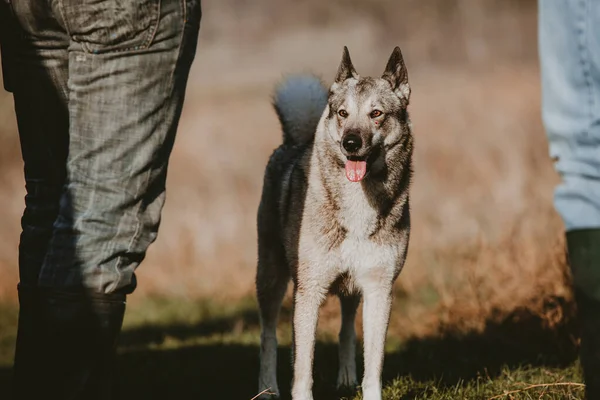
341, 133, 371, 182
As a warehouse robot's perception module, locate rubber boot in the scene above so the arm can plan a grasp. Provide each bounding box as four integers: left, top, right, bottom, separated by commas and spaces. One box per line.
566, 229, 600, 400
12, 287, 126, 400
11, 284, 43, 400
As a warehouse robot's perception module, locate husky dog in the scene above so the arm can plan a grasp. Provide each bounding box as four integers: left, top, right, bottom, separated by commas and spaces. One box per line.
256, 46, 413, 400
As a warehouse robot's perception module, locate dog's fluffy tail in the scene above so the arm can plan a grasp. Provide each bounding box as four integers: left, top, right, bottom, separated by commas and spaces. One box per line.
273, 75, 328, 146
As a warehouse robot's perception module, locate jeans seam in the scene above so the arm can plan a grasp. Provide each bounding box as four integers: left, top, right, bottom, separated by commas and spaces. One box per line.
56, 0, 71, 38
144, 0, 162, 51
108, 170, 152, 294
106, 1, 183, 294
166, 0, 187, 95
576, 0, 594, 138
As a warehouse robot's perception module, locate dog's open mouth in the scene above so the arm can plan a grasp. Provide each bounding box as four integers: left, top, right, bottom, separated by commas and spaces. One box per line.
345, 157, 367, 182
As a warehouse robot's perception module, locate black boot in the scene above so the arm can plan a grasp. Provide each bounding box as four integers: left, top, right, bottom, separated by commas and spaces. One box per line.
566, 229, 600, 400
12, 284, 43, 400
12, 287, 126, 400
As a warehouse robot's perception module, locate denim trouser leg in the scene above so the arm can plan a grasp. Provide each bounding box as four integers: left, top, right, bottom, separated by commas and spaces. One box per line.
540, 4, 600, 396
2, 0, 201, 294
1, 0, 70, 289
539, 0, 600, 231
3, 2, 199, 397
539, 0, 600, 305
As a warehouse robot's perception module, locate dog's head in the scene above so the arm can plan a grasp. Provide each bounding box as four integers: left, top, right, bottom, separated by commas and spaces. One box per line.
323, 46, 411, 182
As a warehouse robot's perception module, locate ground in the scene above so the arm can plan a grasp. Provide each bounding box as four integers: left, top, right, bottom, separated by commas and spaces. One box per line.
0, 295, 585, 400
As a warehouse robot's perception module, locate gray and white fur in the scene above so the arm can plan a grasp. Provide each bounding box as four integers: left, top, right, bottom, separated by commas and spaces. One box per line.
256, 46, 413, 400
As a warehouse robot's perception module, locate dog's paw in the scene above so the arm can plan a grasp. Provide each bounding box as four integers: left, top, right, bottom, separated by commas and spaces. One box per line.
337, 379, 359, 399
336, 382, 359, 399
336, 367, 358, 392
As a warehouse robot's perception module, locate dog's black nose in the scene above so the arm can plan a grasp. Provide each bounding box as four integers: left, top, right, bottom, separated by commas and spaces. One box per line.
342, 134, 362, 153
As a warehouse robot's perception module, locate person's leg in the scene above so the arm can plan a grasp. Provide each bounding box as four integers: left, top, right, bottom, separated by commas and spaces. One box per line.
539, 1, 600, 398
40, 1, 200, 398
1, 2, 70, 399
40, 0, 201, 295
4, 0, 201, 398
7, 3, 70, 288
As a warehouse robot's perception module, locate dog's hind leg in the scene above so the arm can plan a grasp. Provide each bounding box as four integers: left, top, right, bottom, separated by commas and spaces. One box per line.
360, 282, 393, 400
257, 260, 289, 399
337, 294, 360, 391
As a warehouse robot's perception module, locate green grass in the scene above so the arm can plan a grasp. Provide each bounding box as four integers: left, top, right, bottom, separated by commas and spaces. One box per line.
0, 297, 585, 399
376, 367, 583, 400
0, 304, 18, 367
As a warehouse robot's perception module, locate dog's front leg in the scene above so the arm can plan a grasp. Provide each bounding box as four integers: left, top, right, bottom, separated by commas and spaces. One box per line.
291, 287, 325, 400
360, 281, 393, 400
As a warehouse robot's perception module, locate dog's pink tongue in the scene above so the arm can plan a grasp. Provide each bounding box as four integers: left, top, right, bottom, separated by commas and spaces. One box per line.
345, 160, 367, 182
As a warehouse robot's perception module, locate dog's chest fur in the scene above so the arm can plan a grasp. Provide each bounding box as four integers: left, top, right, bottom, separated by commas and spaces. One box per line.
295, 162, 408, 295
335, 190, 401, 283
337, 182, 380, 237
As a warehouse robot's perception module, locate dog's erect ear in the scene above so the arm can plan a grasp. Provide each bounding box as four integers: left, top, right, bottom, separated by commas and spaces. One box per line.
334, 46, 359, 84
382, 46, 410, 106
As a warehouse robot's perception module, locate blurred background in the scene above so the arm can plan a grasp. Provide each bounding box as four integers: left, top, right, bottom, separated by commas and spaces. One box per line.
0, 0, 582, 398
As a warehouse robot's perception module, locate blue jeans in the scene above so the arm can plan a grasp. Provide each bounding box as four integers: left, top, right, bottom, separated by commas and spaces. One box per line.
539, 0, 600, 232
1, 0, 201, 294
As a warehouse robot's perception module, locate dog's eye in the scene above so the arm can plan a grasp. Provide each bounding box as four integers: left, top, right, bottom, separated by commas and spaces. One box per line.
370, 110, 383, 118
338, 109, 348, 118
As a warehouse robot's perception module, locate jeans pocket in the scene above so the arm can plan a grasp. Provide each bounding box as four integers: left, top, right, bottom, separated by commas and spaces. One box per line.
59, 0, 161, 54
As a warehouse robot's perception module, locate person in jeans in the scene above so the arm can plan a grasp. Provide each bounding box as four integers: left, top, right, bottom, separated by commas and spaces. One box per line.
539, 2, 600, 398
0, 1, 201, 398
